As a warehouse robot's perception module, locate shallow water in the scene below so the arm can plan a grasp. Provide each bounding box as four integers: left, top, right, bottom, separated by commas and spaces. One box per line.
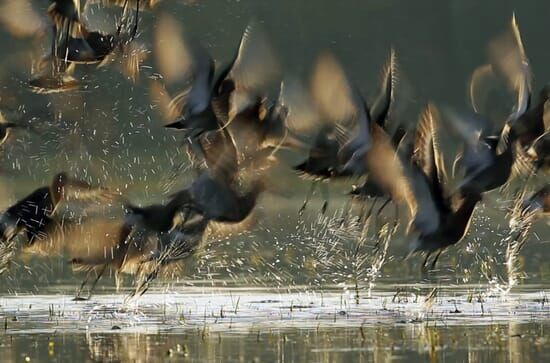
3, 286, 550, 362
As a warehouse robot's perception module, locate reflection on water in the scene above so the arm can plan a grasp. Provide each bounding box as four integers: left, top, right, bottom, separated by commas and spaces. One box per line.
1, 288, 550, 361
2, 323, 550, 362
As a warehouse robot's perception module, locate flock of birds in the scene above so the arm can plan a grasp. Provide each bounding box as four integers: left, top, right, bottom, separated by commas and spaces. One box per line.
0, 0, 548, 300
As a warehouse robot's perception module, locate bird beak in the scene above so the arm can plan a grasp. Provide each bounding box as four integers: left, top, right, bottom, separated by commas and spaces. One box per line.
67, 178, 92, 189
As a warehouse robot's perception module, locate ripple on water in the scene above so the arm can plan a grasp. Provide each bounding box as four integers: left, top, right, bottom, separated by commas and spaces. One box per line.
1, 285, 550, 334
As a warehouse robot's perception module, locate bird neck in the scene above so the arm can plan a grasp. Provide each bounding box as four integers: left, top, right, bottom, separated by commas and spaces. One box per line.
49, 182, 63, 208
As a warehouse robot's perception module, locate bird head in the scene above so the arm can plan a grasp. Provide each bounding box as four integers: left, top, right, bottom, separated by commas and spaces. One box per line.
0, 214, 18, 244
52, 172, 69, 202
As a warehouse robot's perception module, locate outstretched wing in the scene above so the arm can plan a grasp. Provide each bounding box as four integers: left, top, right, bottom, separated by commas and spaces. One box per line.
154, 13, 214, 118
370, 48, 397, 128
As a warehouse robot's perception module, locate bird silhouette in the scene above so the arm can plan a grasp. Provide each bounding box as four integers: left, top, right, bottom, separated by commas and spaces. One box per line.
0, 172, 113, 246
406, 105, 482, 270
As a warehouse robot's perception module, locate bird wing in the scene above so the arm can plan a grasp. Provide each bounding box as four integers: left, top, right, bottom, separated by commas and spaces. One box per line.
490, 15, 533, 155
467, 63, 511, 133
543, 97, 550, 131
67, 219, 154, 271
370, 48, 397, 128
59, 177, 118, 207
488, 14, 532, 95
412, 104, 449, 218
228, 22, 280, 90
365, 124, 412, 208
310, 50, 369, 162
278, 78, 320, 139
510, 142, 536, 179
199, 128, 239, 183
155, 13, 214, 117
442, 107, 493, 176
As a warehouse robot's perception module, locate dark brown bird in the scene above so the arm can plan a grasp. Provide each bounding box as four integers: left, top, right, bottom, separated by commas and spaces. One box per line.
69, 204, 208, 300
53, 0, 140, 65
486, 15, 548, 150
406, 105, 482, 270
153, 17, 278, 144
348, 49, 406, 202
180, 131, 265, 224
0, 172, 113, 246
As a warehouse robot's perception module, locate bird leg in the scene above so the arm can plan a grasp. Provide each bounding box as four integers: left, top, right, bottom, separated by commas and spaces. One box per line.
86, 264, 107, 299
128, 0, 140, 42
372, 196, 392, 235
429, 250, 443, 271
73, 264, 106, 301
62, 21, 71, 64
73, 270, 92, 301
375, 197, 391, 219
421, 251, 432, 275
115, 270, 124, 292
392, 204, 400, 231
131, 266, 159, 299
338, 197, 353, 226
320, 182, 329, 214
137, 269, 158, 298
299, 181, 317, 215
359, 197, 377, 224
115, 0, 130, 36
185, 137, 207, 175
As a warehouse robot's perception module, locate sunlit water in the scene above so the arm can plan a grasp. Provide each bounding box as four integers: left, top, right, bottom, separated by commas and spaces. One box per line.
3, 285, 550, 362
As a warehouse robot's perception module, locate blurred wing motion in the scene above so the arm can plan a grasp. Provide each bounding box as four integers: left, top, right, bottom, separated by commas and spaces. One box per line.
61, 177, 119, 205
371, 48, 398, 127
226, 22, 280, 121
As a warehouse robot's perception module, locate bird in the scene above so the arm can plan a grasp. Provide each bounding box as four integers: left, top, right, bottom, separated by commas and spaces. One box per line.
153, 17, 278, 146
507, 184, 549, 248
52, 0, 140, 65
47, 0, 82, 65
126, 210, 209, 299
406, 104, 482, 270
347, 49, 407, 205
69, 184, 195, 300
180, 130, 265, 224
446, 16, 535, 197
292, 52, 361, 213
485, 15, 548, 151
445, 108, 526, 197
68, 208, 209, 300
0, 172, 113, 247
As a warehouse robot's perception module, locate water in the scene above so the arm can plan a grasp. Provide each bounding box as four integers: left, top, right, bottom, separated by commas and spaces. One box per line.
0, 0, 550, 361
3, 286, 550, 362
